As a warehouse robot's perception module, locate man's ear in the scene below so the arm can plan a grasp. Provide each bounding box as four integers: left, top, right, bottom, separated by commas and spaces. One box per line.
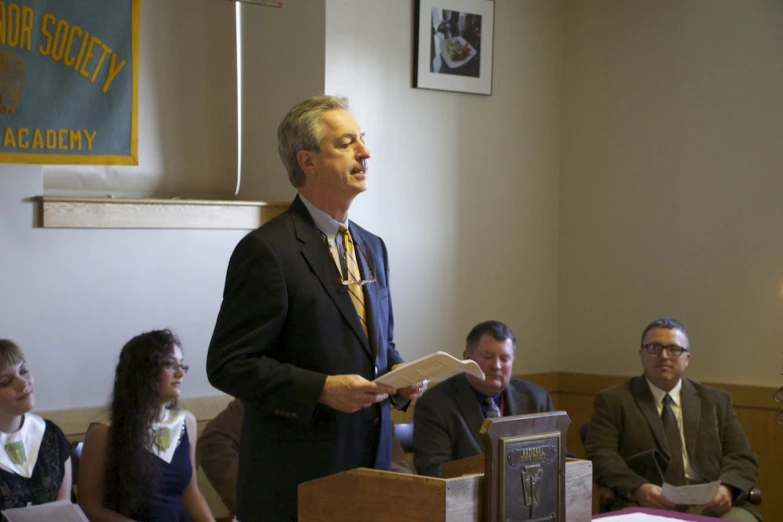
297, 149, 316, 176
463, 350, 470, 360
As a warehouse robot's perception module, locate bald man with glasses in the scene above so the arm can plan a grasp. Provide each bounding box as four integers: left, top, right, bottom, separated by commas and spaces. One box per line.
585, 317, 760, 520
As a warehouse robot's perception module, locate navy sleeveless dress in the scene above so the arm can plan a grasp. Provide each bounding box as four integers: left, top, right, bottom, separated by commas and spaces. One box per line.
124, 426, 194, 522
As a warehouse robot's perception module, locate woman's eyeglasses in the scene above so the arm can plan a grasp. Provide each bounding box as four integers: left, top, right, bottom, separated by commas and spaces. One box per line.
163, 361, 189, 374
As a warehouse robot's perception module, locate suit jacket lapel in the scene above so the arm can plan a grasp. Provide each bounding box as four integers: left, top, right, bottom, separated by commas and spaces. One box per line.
680, 378, 701, 467
455, 374, 486, 449
290, 198, 372, 358
505, 384, 525, 416
632, 376, 671, 459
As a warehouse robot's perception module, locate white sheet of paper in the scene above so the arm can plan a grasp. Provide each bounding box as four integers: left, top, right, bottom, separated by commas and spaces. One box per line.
373, 351, 484, 389
593, 514, 684, 521
661, 480, 720, 505
2, 500, 88, 522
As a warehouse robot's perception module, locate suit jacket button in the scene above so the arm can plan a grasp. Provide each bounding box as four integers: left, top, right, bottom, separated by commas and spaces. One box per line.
374, 366, 379, 377
373, 418, 380, 426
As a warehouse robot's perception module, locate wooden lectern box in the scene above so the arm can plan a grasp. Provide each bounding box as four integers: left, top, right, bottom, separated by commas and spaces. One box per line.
299, 468, 482, 522
297, 458, 592, 521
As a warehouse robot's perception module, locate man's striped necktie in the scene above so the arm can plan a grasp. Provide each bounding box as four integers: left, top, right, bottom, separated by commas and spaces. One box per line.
339, 224, 368, 338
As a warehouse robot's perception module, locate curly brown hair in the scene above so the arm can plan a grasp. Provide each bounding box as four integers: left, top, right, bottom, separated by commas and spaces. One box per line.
104, 329, 181, 514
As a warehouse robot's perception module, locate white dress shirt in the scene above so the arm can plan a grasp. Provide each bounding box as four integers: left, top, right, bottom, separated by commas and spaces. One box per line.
646, 378, 703, 483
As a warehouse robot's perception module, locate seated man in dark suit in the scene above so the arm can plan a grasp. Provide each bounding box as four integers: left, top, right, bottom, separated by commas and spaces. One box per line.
412, 320, 556, 477
585, 317, 760, 521
198, 398, 415, 513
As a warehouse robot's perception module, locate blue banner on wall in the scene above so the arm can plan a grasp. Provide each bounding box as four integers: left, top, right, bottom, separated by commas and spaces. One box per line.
0, 0, 138, 165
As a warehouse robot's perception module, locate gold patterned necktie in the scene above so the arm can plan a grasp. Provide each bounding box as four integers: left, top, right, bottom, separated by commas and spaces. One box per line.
339, 224, 368, 338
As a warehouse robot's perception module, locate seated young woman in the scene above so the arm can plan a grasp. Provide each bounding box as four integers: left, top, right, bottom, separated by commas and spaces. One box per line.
0, 339, 72, 511
78, 329, 214, 522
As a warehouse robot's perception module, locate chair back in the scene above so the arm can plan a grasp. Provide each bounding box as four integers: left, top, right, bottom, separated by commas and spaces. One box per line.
393, 422, 414, 453
70, 441, 83, 502
579, 421, 589, 447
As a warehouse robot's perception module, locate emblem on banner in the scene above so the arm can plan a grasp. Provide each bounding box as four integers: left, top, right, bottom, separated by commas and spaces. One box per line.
5, 441, 27, 465
521, 464, 543, 507
153, 427, 171, 451
0, 51, 24, 114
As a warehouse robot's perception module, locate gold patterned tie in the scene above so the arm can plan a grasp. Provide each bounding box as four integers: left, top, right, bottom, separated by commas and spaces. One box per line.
339, 224, 368, 338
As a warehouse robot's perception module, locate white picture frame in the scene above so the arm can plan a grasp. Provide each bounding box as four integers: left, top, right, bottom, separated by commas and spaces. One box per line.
414, 0, 494, 95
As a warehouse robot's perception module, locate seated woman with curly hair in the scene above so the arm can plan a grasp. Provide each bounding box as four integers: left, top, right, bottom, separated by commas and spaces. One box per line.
78, 330, 214, 522
0, 339, 72, 510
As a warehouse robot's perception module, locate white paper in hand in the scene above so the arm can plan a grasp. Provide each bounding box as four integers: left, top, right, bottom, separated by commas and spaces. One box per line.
661, 480, 720, 505
373, 351, 484, 389
2, 500, 89, 522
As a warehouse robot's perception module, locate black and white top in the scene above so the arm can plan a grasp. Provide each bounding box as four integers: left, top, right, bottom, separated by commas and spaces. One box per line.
0, 414, 70, 509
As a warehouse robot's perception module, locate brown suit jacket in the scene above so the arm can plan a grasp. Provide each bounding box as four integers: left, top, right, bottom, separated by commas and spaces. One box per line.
197, 398, 243, 514
585, 376, 759, 518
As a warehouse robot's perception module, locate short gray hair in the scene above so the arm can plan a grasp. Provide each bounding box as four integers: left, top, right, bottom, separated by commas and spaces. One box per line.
277, 95, 349, 188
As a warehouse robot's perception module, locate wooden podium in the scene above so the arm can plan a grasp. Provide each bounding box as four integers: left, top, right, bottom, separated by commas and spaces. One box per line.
297, 458, 592, 521
299, 468, 482, 522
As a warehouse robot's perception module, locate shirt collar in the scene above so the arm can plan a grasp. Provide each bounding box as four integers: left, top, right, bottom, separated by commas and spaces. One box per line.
299, 194, 349, 241
472, 387, 503, 404
646, 377, 683, 407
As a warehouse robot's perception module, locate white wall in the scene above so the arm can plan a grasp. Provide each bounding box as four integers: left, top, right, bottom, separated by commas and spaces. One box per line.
43, 0, 238, 199
0, 0, 564, 412
15, 0, 779, 412
0, 0, 244, 411
559, 0, 783, 385
238, 0, 325, 201
325, 0, 563, 373
0, 168, 245, 410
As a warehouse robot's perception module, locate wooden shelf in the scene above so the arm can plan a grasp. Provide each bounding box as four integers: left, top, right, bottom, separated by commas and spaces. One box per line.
36, 196, 288, 229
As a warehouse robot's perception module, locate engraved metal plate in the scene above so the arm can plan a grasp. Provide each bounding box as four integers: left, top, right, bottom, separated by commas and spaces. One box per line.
499, 431, 561, 522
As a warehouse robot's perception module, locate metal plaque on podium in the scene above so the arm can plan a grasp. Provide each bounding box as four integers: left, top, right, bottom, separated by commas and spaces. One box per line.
480, 411, 570, 522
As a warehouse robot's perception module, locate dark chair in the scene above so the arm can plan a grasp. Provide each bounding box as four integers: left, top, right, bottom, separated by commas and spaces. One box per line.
70, 441, 83, 502
393, 422, 414, 453
579, 421, 616, 512
579, 421, 761, 511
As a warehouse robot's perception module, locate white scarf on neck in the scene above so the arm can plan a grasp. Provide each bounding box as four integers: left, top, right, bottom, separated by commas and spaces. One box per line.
147, 408, 186, 464
0, 413, 46, 478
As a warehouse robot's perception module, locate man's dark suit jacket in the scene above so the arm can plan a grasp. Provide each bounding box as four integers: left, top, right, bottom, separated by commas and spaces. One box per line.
412, 373, 555, 477
207, 196, 404, 522
585, 376, 760, 519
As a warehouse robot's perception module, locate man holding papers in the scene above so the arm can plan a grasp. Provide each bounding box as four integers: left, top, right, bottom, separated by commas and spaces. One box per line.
585, 317, 759, 520
412, 320, 556, 477
207, 96, 425, 522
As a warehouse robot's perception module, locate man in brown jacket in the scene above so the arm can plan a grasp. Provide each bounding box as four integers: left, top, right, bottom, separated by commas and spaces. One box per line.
585, 317, 759, 521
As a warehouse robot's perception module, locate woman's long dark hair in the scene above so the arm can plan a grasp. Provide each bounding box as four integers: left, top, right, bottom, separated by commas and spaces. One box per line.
104, 329, 181, 514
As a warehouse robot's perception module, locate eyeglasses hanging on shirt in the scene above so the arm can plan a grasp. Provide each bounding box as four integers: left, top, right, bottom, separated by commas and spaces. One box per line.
322, 232, 377, 286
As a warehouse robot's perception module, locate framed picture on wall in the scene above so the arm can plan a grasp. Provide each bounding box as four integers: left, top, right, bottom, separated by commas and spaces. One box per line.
414, 0, 495, 95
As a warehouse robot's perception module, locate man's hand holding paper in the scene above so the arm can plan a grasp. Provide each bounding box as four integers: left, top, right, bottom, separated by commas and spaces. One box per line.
319, 374, 396, 413
660, 480, 722, 507
390, 363, 428, 400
